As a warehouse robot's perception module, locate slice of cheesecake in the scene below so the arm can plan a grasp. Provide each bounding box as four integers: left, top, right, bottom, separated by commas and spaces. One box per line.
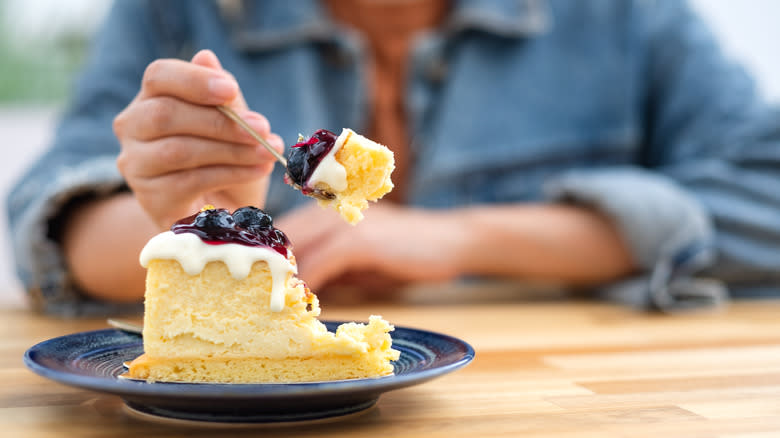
127, 206, 399, 383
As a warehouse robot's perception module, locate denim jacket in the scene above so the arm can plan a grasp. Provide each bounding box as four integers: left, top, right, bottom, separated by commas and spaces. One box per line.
7, 0, 780, 316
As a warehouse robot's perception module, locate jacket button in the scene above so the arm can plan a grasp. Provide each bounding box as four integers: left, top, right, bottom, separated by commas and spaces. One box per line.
324, 46, 353, 68
426, 59, 448, 82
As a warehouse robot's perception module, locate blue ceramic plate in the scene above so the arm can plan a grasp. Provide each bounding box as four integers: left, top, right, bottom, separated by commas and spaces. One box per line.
24, 322, 474, 424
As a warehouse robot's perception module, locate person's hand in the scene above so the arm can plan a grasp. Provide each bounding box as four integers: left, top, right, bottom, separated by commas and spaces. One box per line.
114, 49, 284, 230
276, 203, 467, 293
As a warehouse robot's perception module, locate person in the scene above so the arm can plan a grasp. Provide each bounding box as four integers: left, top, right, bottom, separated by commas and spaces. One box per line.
7, 0, 780, 317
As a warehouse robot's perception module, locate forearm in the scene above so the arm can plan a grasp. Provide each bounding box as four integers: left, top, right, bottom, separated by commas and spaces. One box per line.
454, 204, 636, 285
62, 192, 160, 303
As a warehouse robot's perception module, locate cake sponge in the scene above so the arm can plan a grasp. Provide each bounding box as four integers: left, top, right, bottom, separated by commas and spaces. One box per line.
323, 129, 395, 224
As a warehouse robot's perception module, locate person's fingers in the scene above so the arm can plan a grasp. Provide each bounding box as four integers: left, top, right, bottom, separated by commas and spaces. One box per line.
117, 136, 276, 179
276, 204, 344, 255
138, 57, 239, 105
297, 233, 371, 291
265, 133, 285, 157
133, 164, 267, 210
115, 96, 270, 143
190, 49, 249, 110
191, 49, 223, 70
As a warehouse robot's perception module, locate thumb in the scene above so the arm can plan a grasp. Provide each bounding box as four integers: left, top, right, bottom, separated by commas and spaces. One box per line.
191, 49, 248, 110
191, 49, 223, 70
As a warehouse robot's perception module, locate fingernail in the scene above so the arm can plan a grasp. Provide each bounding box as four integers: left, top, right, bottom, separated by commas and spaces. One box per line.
268, 135, 285, 151
240, 110, 260, 121
208, 77, 236, 99
244, 113, 268, 133
269, 135, 284, 149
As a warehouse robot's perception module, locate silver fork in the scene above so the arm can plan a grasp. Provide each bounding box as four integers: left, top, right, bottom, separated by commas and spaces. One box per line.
216, 105, 336, 201
107, 318, 143, 335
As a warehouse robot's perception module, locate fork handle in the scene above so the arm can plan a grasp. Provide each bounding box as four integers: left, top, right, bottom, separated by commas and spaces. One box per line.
216, 105, 288, 167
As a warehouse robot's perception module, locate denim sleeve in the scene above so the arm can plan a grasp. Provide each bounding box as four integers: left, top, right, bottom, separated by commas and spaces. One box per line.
544, 167, 726, 312
547, 0, 780, 311
5, 1, 166, 316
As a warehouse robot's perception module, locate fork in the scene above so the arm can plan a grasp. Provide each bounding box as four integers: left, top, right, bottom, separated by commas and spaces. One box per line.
216, 105, 335, 201
107, 318, 143, 335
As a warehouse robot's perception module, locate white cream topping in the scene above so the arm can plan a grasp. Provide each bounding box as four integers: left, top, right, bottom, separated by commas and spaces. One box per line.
307, 128, 350, 193
139, 231, 296, 312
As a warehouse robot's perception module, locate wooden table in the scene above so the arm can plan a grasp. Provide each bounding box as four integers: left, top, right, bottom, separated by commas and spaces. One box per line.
4, 295, 780, 437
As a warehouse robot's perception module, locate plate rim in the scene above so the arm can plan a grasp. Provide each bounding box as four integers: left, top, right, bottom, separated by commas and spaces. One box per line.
23, 322, 475, 399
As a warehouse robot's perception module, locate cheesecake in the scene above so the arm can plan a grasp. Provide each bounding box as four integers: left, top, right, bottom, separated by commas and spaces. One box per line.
126, 206, 399, 383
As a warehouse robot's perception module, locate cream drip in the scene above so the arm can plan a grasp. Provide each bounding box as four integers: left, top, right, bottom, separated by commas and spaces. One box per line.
307, 128, 350, 192
139, 231, 296, 312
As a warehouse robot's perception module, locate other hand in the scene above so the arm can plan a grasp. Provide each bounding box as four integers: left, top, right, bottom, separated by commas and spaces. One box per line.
276, 203, 467, 293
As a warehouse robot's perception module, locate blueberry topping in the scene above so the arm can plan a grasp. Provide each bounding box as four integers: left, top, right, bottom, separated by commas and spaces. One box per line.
172, 206, 290, 256
273, 228, 290, 247
285, 129, 338, 192
232, 206, 272, 230
192, 207, 235, 232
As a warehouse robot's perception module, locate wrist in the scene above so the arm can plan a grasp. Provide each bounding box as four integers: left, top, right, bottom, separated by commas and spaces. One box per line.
435, 207, 489, 276
62, 192, 157, 302
453, 203, 635, 283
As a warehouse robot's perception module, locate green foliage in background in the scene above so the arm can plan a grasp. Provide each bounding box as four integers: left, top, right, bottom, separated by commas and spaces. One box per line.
0, 7, 89, 104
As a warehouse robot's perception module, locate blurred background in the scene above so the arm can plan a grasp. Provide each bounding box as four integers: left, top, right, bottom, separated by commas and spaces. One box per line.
1, 0, 780, 304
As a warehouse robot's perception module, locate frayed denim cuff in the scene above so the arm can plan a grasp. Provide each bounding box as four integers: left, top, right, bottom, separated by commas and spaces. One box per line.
544, 167, 728, 312
10, 156, 142, 317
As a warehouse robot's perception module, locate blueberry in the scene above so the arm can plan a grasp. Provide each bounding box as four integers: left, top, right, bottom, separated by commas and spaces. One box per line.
193, 208, 234, 231
233, 206, 272, 230
285, 129, 338, 189
286, 146, 308, 186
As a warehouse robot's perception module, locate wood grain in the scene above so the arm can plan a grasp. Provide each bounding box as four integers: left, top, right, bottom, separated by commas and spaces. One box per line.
4, 297, 780, 437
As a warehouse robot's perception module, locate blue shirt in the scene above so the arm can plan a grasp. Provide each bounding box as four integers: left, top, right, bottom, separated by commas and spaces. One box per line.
7, 0, 780, 316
